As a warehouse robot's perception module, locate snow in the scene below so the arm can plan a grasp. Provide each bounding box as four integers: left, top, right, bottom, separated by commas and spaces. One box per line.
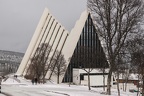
0, 76, 138, 96
129, 74, 139, 80
118, 73, 139, 80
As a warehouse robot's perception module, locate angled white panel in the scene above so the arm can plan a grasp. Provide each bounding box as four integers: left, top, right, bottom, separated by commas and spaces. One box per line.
42, 23, 61, 79
36, 14, 52, 45
47, 21, 58, 46
56, 30, 68, 51
16, 7, 89, 84
62, 10, 88, 62
44, 20, 56, 44
22, 14, 52, 75
16, 8, 49, 75
45, 23, 60, 59
45, 30, 68, 78
48, 30, 69, 82
57, 11, 89, 83
40, 16, 54, 43
44, 27, 65, 79
51, 24, 63, 53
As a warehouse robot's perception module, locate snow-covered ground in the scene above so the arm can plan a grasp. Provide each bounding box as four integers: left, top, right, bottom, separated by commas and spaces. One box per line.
0, 76, 138, 96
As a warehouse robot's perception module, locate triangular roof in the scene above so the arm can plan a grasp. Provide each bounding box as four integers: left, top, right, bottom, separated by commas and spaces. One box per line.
62, 13, 109, 82
16, 6, 108, 83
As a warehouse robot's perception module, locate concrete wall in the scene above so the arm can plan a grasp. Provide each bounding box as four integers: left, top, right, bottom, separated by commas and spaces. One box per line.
73, 68, 110, 86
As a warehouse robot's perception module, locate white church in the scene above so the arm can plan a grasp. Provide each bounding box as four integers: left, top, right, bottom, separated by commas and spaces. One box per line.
16, 1, 114, 87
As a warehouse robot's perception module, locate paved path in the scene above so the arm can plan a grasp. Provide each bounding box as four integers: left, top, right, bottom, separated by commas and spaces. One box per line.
0, 84, 137, 96
0, 84, 67, 96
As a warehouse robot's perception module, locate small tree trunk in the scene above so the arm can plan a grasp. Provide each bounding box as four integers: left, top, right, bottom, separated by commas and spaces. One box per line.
43, 72, 45, 84
137, 75, 140, 96
117, 71, 120, 96
102, 67, 105, 91
42, 66, 45, 84
49, 63, 56, 80
122, 73, 124, 91
107, 68, 112, 95
142, 76, 144, 96
69, 82, 71, 87
125, 69, 129, 92
57, 73, 59, 84
124, 77, 128, 92
103, 73, 105, 91
88, 72, 91, 90
69, 77, 71, 87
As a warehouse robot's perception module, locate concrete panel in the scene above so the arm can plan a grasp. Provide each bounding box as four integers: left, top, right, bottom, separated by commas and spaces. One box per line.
44, 27, 66, 79
83, 75, 108, 86
46, 31, 68, 83
48, 11, 89, 83
47, 21, 58, 46
50, 24, 63, 53
22, 12, 53, 76
16, 8, 50, 75
73, 69, 80, 85
62, 10, 88, 62
35, 14, 52, 45
44, 19, 56, 44
46, 24, 61, 60
41, 16, 54, 43
55, 11, 89, 83
22, 14, 51, 75
56, 31, 68, 51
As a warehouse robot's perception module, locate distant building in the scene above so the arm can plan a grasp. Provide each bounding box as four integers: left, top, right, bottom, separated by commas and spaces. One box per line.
16, 8, 112, 86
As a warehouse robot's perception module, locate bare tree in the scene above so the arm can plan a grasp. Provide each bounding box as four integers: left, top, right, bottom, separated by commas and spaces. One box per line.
50, 50, 66, 84
132, 51, 144, 96
125, 34, 144, 96
113, 55, 121, 96
25, 43, 52, 83
113, 52, 129, 96
87, 0, 144, 94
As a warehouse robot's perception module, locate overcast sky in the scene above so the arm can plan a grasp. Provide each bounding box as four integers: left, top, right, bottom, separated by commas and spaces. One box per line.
0, 0, 87, 53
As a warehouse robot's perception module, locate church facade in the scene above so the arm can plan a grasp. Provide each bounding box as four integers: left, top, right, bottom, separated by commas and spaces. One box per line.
16, 8, 112, 86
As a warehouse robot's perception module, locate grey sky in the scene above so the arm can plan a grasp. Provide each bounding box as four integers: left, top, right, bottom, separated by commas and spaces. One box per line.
0, 0, 87, 53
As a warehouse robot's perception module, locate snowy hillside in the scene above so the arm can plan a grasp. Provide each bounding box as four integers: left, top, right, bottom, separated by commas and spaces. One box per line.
0, 50, 24, 75
0, 50, 24, 63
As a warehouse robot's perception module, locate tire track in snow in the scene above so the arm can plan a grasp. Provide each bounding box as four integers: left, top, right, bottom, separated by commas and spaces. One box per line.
0, 92, 12, 96
47, 90, 70, 96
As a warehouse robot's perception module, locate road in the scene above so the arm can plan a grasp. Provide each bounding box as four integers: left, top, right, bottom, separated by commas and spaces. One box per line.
0, 83, 137, 96
0, 84, 69, 96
